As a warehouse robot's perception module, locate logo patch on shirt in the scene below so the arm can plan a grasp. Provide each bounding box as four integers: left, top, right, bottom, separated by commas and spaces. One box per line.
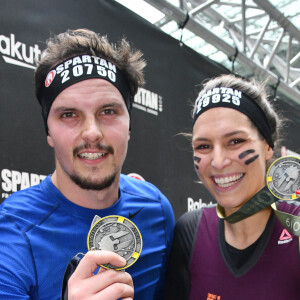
129, 207, 143, 219
278, 229, 293, 244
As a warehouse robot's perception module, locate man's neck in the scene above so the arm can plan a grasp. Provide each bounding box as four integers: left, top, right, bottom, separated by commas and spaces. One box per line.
51, 170, 120, 210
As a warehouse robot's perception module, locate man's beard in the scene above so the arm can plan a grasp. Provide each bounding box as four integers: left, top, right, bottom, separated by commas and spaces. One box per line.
69, 142, 117, 191
69, 167, 118, 190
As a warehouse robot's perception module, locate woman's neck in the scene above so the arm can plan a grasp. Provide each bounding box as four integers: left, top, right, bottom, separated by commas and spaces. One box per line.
224, 206, 272, 249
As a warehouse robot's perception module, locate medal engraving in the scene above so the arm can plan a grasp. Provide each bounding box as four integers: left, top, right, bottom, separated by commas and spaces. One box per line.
267, 156, 300, 200
87, 215, 142, 270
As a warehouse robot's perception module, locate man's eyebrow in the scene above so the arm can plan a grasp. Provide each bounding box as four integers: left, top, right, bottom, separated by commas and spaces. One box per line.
100, 102, 124, 109
52, 102, 124, 113
52, 107, 76, 114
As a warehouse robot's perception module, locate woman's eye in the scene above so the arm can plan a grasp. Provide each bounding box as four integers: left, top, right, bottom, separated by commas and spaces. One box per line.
194, 144, 211, 150
200, 144, 210, 149
230, 138, 245, 145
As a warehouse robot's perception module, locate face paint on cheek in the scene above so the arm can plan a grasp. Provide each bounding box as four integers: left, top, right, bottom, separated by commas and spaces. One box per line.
238, 149, 259, 165
245, 154, 259, 165
194, 156, 201, 163
194, 156, 201, 170
238, 149, 255, 159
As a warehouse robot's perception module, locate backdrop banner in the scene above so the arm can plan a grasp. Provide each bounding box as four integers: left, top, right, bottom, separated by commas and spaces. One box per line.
1, 0, 299, 219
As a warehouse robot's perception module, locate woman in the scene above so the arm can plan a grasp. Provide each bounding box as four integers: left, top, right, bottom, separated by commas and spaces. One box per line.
164, 74, 300, 299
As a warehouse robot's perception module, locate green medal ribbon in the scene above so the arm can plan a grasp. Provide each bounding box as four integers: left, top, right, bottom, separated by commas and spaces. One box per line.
216, 185, 278, 223
271, 202, 300, 236
217, 156, 300, 236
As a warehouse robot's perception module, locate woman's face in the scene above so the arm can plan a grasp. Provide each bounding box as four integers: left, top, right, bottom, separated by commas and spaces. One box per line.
192, 107, 273, 215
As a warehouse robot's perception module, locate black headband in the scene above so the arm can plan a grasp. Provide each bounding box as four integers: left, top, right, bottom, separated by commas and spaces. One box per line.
36, 54, 133, 132
192, 87, 274, 148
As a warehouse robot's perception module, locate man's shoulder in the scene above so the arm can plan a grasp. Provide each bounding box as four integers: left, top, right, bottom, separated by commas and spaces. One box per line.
0, 176, 58, 227
119, 174, 167, 202
1, 175, 51, 206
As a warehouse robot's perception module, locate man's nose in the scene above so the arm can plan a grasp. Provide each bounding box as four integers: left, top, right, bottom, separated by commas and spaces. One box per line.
81, 116, 103, 143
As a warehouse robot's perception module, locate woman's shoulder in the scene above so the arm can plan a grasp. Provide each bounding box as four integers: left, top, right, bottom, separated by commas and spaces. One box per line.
176, 205, 216, 231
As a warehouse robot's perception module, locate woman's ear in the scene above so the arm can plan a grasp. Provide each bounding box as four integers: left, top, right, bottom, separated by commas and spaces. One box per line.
265, 143, 274, 161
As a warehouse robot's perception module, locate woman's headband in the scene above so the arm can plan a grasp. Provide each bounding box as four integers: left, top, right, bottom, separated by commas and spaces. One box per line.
192, 87, 274, 148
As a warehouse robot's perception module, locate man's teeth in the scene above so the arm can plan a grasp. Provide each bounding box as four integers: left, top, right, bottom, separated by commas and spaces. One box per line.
214, 174, 243, 188
78, 153, 106, 160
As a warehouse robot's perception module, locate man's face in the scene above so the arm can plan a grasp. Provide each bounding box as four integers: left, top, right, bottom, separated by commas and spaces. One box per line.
47, 78, 130, 190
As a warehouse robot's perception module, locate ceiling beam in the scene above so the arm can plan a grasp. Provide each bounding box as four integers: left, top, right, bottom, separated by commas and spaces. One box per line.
144, 0, 300, 104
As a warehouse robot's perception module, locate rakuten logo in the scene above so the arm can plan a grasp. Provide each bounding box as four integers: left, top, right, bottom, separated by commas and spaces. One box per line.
187, 197, 214, 211
1, 169, 46, 199
0, 33, 41, 69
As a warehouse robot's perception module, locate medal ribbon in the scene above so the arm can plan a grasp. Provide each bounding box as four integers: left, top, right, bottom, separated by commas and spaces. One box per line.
217, 185, 300, 236
216, 185, 277, 223
271, 202, 300, 236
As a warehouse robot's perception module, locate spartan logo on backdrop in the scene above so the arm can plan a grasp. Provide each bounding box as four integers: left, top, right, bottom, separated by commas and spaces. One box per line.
0, 33, 41, 69
133, 88, 163, 116
1, 169, 46, 201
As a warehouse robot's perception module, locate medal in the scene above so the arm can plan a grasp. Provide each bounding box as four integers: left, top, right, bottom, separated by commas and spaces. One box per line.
267, 156, 300, 200
87, 215, 143, 270
218, 156, 300, 235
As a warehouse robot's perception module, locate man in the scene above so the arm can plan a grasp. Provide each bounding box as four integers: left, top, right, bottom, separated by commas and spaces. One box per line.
0, 29, 174, 299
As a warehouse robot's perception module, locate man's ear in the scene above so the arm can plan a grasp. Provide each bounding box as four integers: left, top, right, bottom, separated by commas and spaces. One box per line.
47, 133, 54, 148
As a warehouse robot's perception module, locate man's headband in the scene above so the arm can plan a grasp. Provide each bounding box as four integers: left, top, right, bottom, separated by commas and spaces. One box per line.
36, 54, 133, 132
192, 87, 274, 148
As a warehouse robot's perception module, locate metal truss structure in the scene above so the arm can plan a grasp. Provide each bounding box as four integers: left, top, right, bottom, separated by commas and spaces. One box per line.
142, 0, 300, 104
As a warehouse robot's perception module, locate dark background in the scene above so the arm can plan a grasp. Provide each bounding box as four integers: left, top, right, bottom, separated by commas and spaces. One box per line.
1, 0, 299, 219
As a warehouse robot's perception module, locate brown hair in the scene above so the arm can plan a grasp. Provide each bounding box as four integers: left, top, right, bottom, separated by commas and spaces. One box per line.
35, 28, 146, 99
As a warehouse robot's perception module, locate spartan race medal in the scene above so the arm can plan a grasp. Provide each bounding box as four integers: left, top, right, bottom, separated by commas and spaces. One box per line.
87, 215, 142, 270
267, 156, 300, 200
